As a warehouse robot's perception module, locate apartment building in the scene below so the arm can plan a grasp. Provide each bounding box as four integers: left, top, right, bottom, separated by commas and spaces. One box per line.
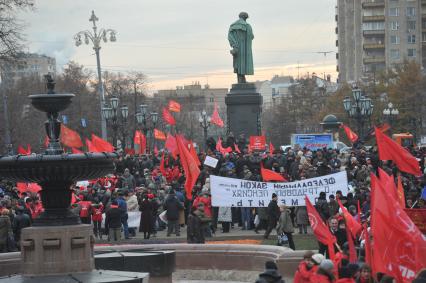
336, 0, 426, 83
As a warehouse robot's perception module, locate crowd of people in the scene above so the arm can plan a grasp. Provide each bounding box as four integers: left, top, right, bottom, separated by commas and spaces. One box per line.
0, 137, 425, 282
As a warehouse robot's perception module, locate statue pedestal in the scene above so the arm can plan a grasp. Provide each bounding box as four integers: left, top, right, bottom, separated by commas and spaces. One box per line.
225, 83, 262, 137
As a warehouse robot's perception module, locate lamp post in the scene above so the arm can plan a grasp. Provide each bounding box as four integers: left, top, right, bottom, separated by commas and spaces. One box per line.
74, 10, 117, 140
343, 88, 374, 139
382, 102, 399, 127
101, 97, 128, 150
136, 104, 158, 153
199, 110, 211, 150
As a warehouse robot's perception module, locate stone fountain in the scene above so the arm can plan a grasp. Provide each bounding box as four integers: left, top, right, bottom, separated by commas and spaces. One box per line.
0, 75, 148, 282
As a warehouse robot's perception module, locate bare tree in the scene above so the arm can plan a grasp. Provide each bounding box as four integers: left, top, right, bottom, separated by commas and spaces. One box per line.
0, 0, 34, 58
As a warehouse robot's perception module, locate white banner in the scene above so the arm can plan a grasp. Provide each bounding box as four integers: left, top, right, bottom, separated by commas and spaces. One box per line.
210, 171, 348, 207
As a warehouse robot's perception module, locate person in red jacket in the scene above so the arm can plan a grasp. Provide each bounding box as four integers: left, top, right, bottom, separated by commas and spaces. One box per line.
294, 251, 317, 283
92, 201, 104, 239
310, 259, 335, 283
78, 196, 93, 224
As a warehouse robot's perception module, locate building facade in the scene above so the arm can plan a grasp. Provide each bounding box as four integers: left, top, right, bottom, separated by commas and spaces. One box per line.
336, 0, 426, 83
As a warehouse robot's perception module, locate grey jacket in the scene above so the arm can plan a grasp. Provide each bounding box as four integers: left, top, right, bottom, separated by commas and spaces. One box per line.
277, 209, 294, 234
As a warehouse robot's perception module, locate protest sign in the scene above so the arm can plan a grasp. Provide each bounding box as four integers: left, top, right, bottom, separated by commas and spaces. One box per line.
249, 136, 266, 150
204, 155, 219, 168
210, 171, 348, 207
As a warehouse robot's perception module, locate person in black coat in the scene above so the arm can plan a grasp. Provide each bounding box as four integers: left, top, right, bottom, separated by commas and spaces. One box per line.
105, 200, 122, 241
139, 194, 153, 239
255, 261, 285, 283
187, 206, 204, 244
163, 189, 183, 236
264, 193, 281, 239
12, 207, 31, 244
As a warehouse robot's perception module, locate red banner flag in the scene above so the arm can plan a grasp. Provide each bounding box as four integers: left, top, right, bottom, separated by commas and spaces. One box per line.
159, 153, 167, 176
60, 124, 83, 148
176, 135, 200, 199
189, 141, 201, 167
210, 103, 224, 127
91, 134, 114, 152
363, 223, 371, 266
305, 196, 336, 260
162, 107, 176, 125
375, 127, 421, 176
341, 124, 358, 143
18, 145, 31, 155
71, 147, 83, 154
269, 142, 275, 156
216, 137, 232, 155
85, 138, 97, 152
16, 182, 42, 194
397, 175, 406, 208
249, 136, 266, 150
165, 134, 178, 157
371, 172, 426, 282
234, 143, 241, 154
168, 100, 181, 113
337, 199, 362, 237
154, 129, 166, 140
134, 130, 146, 154
260, 163, 286, 182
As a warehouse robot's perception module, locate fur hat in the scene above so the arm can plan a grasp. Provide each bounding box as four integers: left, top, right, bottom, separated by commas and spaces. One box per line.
311, 253, 325, 265
319, 259, 334, 272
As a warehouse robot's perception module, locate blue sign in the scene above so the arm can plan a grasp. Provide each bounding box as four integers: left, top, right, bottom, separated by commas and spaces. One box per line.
81, 118, 87, 128
62, 115, 68, 125
292, 134, 333, 151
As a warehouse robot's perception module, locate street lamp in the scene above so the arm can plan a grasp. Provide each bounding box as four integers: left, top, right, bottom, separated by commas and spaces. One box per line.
74, 10, 117, 140
343, 88, 374, 139
199, 110, 211, 149
136, 104, 158, 153
101, 97, 128, 150
382, 102, 399, 126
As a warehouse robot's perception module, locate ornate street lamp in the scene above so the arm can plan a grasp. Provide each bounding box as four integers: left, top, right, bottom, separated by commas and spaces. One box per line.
199, 110, 211, 149
101, 97, 128, 150
383, 102, 399, 126
74, 10, 117, 140
136, 105, 158, 153
343, 88, 374, 139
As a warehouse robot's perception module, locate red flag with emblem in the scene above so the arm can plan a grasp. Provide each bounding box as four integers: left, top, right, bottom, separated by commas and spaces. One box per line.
375, 127, 421, 176
210, 103, 224, 127
154, 129, 166, 140
305, 196, 336, 260
341, 124, 358, 143
168, 100, 181, 113
162, 107, 176, 125
176, 135, 200, 199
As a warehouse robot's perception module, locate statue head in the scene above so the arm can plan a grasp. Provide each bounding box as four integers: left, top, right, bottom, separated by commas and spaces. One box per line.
239, 12, 249, 20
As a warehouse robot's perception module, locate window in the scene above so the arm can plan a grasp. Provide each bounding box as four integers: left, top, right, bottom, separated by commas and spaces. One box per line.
390, 21, 399, 30
408, 34, 416, 43
408, 48, 416, 57
390, 49, 400, 60
390, 35, 400, 44
407, 21, 416, 31
389, 7, 399, 16
406, 7, 416, 17
422, 33, 426, 42
362, 22, 385, 31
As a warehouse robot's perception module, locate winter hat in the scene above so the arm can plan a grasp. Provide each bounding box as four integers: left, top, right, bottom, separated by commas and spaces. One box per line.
265, 261, 278, 270
311, 253, 325, 265
319, 259, 334, 272
272, 193, 277, 198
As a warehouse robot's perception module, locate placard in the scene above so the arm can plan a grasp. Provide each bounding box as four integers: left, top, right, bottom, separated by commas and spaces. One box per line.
210, 171, 348, 207
204, 155, 219, 168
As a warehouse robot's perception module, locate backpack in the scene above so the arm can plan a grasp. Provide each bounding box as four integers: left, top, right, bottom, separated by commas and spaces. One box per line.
79, 201, 91, 218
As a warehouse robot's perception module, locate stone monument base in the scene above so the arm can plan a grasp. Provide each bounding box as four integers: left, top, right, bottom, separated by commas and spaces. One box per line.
21, 224, 94, 276
225, 83, 262, 137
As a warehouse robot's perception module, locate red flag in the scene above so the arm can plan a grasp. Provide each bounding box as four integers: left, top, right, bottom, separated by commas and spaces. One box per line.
249, 136, 266, 150
159, 153, 167, 176
134, 130, 146, 154
16, 182, 42, 193
375, 127, 421, 176
60, 124, 83, 148
85, 138, 97, 152
91, 134, 114, 152
371, 171, 426, 282
269, 142, 275, 156
210, 103, 224, 127
168, 100, 181, 113
357, 200, 362, 224
162, 107, 176, 125
176, 135, 200, 199
337, 199, 362, 237
216, 138, 232, 155
397, 175, 406, 208
18, 145, 30, 155
305, 196, 337, 260
189, 141, 201, 167
124, 148, 135, 155
341, 124, 358, 143
44, 136, 49, 148
260, 162, 286, 182
345, 224, 357, 263
154, 129, 166, 140
71, 147, 83, 154
234, 143, 241, 154
165, 134, 178, 157
154, 145, 159, 156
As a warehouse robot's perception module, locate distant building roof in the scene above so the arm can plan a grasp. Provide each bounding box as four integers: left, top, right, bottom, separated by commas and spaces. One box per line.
270, 75, 294, 85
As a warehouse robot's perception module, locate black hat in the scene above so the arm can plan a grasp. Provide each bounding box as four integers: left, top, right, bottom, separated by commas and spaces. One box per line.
265, 261, 278, 270
272, 193, 277, 198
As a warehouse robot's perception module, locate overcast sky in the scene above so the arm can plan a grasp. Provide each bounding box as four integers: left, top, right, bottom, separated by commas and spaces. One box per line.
22, 0, 337, 92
